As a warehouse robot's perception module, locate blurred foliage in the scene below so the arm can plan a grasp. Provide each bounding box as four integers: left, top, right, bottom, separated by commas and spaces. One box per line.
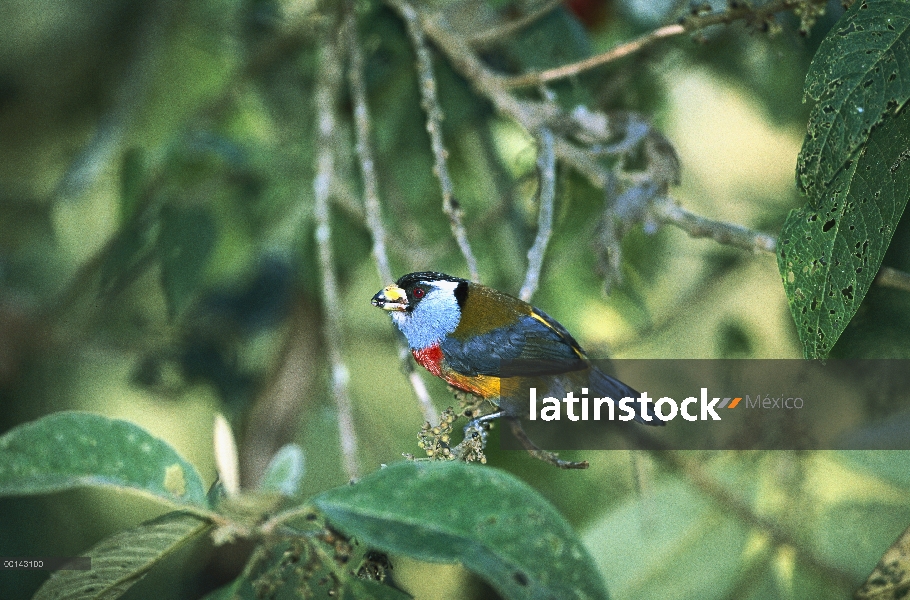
0, 0, 909, 598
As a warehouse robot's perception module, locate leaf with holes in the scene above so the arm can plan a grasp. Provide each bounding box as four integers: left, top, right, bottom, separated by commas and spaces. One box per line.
855, 522, 910, 599
797, 0, 910, 203
0, 411, 208, 508
779, 106, 910, 358
315, 460, 608, 600
34, 512, 210, 600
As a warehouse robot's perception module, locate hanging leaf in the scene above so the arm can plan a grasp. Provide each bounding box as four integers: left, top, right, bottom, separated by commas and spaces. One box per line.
779, 106, 910, 358
796, 0, 910, 203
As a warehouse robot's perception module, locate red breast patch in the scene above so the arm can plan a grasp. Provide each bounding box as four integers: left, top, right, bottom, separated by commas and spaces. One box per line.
412, 344, 444, 378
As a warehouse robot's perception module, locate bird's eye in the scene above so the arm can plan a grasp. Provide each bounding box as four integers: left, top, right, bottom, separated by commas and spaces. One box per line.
412, 287, 425, 299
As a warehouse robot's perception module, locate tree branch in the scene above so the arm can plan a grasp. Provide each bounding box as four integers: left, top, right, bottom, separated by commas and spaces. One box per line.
648, 450, 856, 591
652, 199, 910, 294
467, 0, 562, 48
400, 1, 480, 282
651, 197, 778, 254
520, 128, 556, 302
502, 24, 685, 89
501, 0, 811, 88
313, 20, 359, 481
345, 7, 439, 426
345, 11, 393, 287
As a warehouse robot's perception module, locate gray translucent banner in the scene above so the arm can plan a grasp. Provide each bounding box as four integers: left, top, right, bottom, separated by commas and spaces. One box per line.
497, 360, 910, 450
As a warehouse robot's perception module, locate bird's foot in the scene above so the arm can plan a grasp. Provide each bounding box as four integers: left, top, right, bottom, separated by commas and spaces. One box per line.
446, 410, 502, 465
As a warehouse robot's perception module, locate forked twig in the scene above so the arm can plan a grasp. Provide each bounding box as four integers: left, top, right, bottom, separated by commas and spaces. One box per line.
400, 1, 480, 282
346, 6, 439, 425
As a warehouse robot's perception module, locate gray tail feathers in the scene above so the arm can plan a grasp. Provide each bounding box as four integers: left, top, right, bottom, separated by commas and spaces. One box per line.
591, 367, 665, 426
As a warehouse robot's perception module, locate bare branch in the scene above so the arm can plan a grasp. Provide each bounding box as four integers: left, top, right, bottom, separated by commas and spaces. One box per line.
468, 0, 562, 48
402, 345, 440, 425
520, 128, 556, 302
503, 24, 685, 89
346, 7, 438, 425
651, 197, 778, 254
501, 0, 809, 88
393, 3, 607, 191
649, 449, 856, 590
313, 21, 359, 481
345, 12, 393, 286
400, 1, 480, 282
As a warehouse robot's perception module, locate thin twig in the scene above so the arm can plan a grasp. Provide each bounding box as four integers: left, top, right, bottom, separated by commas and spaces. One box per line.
503, 24, 685, 88
346, 6, 439, 426
501, 0, 805, 88
468, 0, 562, 48
614, 426, 856, 590
653, 198, 910, 294
651, 197, 778, 254
345, 12, 393, 286
313, 21, 359, 481
520, 128, 556, 302
400, 1, 480, 282
406, 362, 439, 425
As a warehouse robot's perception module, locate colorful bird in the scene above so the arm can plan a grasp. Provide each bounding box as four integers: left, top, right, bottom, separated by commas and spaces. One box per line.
372, 271, 662, 426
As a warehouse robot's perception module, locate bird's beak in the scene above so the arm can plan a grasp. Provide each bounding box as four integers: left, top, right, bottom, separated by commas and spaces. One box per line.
371, 285, 408, 311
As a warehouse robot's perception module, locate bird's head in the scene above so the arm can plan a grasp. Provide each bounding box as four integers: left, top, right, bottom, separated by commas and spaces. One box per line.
371, 272, 467, 349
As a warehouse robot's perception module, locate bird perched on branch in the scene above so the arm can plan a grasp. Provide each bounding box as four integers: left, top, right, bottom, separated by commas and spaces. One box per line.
371, 271, 662, 426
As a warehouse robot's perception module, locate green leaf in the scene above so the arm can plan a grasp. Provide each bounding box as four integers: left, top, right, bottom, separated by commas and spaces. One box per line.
816, 500, 910, 579
203, 542, 411, 600
99, 221, 157, 298
33, 511, 210, 600
778, 106, 910, 358
198, 576, 249, 600
0, 411, 208, 508
855, 522, 910, 600
839, 450, 910, 491
342, 578, 413, 600
500, 8, 591, 73
314, 461, 608, 600
797, 0, 910, 202
120, 147, 147, 224
259, 444, 305, 497
583, 479, 748, 600
159, 204, 217, 317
